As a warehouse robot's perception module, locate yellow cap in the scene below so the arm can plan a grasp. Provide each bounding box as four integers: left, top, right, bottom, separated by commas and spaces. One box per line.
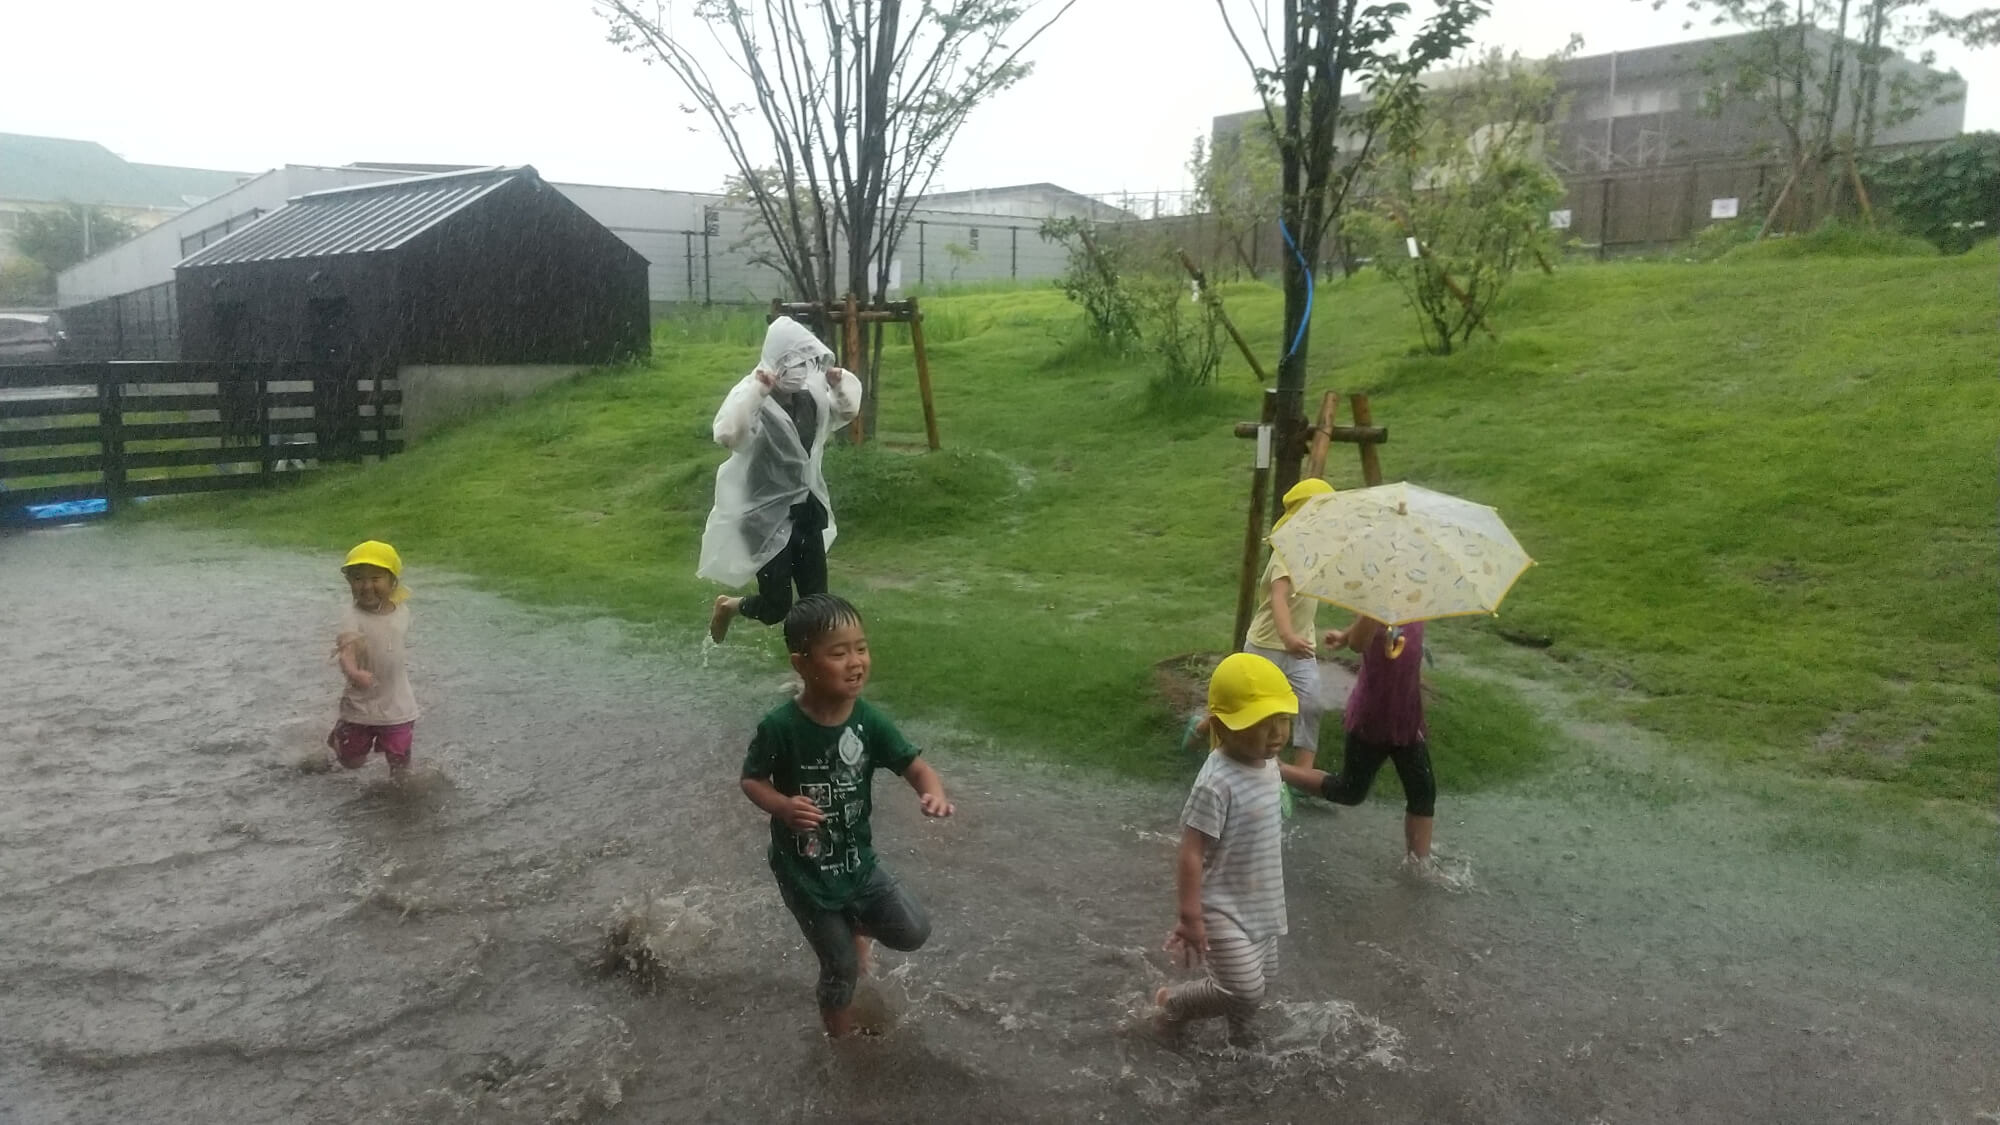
342, 541, 409, 603
342, 540, 402, 576
1272, 477, 1334, 532
1207, 652, 1300, 731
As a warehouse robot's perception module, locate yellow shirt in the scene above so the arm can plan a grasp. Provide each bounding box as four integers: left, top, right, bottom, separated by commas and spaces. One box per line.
1245, 553, 1318, 652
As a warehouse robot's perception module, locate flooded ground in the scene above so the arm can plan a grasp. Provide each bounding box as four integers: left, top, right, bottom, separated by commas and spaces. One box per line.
2, 525, 1994, 1124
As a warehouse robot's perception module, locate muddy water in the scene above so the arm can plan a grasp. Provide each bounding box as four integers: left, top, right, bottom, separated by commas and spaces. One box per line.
2, 525, 1994, 1124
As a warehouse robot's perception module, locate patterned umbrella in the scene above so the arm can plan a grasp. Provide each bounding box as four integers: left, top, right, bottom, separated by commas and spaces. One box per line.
1267, 481, 1533, 627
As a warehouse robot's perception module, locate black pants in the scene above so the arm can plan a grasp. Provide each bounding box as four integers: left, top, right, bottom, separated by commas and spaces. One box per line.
1319, 731, 1437, 817
738, 497, 828, 626
776, 864, 931, 1011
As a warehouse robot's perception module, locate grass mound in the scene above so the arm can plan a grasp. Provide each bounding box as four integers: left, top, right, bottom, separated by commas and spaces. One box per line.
1723, 221, 1939, 260
153, 251, 1999, 802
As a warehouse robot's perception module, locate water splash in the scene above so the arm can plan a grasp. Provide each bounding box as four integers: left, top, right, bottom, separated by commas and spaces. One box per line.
595, 887, 731, 988
1400, 848, 1477, 893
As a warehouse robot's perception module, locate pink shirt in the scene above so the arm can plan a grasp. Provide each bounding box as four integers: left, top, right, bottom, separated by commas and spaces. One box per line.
1344, 621, 1425, 745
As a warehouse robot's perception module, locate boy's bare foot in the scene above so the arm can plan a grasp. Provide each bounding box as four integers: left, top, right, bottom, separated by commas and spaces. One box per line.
709, 596, 738, 643
821, 1004, 856, 1039
1150, 987, 1185, 1042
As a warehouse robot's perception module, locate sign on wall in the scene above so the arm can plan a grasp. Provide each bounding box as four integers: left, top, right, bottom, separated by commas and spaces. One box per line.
1549, 209, 1573, 230
1710, 197, 1740, 220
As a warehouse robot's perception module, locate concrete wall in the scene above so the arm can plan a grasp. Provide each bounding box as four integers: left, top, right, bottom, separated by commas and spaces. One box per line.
396, 363, 589, 440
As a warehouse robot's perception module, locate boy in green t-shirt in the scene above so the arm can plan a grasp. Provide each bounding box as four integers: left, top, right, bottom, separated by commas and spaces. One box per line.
740, 593, 955, 1037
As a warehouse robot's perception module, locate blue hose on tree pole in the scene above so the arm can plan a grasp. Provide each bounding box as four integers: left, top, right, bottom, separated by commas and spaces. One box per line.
1279, 217, 1314, 361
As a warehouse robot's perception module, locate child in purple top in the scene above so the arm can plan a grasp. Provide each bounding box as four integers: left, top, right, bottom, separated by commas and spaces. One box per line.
1281, 618, 1439, 869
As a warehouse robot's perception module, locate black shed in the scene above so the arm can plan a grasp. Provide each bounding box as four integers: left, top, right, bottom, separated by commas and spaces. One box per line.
176, 166, 649, 368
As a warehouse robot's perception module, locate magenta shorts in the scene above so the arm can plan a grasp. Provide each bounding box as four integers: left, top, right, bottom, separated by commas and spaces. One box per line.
328, 720, 414, 768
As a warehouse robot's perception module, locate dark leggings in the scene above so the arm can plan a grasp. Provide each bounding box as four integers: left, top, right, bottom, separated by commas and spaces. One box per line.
776, 864, 931, 1011
1319, 732, 1437, 817
737, 498, 828, 626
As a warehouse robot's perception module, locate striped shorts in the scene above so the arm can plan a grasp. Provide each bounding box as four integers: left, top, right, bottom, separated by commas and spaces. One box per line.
1162, 916, 1280, 1032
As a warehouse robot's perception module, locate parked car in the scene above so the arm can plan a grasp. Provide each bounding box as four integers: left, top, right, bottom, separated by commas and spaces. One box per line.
0, 312, 68, 362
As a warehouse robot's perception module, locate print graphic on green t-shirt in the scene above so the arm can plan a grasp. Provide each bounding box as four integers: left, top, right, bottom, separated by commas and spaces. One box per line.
741, 699, 919, 909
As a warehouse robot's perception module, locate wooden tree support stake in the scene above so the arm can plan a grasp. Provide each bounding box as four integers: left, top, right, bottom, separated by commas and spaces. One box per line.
1177, 249, 1268, 383
768, 295, 941, 450
1232, 388, 1278, 652
842, 292, 863, 443
1846, 150, 1875, 228
1229, 389, 1390, 652
908, 298, 941, 452
1305, 391, 1339, 479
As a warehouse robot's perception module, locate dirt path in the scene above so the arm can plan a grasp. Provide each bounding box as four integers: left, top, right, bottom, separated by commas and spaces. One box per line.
1, 525, 1993, 1124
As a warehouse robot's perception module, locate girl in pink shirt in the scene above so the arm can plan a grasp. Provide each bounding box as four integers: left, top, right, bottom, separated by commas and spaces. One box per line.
1281, 618, 1438, 871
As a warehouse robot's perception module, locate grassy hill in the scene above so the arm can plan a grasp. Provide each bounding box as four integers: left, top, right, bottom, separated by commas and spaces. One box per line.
157, 243, 2000, 803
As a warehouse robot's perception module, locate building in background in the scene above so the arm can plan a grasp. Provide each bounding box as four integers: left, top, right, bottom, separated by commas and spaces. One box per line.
57, 168, 1089, 346
1210, 28, 1969, 251
916, 183, 1135, 222
175, 166, 649, 438
0, 133, 244, 270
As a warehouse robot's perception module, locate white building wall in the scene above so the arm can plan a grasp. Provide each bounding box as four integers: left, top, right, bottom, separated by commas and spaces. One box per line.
57, 166, 414, 306
56, 169, 1093, 313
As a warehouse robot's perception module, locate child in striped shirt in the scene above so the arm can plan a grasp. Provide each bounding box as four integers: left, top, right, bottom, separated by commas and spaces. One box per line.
1154, 652, 1298, 1044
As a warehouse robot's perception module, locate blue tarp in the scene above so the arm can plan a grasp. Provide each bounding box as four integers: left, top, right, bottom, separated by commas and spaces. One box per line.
26, 498, 109, 520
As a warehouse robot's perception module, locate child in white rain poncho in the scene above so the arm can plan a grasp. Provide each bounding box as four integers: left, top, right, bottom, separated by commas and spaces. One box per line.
704, 317, 863, 642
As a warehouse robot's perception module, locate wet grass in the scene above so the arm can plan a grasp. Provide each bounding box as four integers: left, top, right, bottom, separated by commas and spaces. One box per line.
152, 243, 1999, 804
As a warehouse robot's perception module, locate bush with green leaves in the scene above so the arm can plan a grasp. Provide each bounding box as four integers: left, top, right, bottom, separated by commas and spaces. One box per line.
1038, 217, 1141, 349
1039, 218, 1223, 388
1344, 50, 1567, 355
1865, 132, 2000, 254
1134, 275, 1223, 391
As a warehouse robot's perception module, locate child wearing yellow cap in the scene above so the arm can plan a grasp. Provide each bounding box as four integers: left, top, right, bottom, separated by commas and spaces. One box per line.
327, 541, 418, 776
1154, 652, 1298, 1044
1242, 478, 1338, 806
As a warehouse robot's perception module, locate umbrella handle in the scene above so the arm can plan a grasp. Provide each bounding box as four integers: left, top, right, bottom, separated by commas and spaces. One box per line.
1386, 627, 1407, 660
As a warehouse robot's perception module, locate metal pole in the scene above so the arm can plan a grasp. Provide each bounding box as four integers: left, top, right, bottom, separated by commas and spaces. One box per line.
702, 229, 712, 306
1603, 50, 1618, 171
684, 232, 695, 300
1598, 178, 1611, 260
918, 222, 926, 286
1010, 226, 1018, 279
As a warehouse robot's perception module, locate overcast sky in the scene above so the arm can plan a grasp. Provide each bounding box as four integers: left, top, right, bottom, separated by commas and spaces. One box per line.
6, 0, 1994, 199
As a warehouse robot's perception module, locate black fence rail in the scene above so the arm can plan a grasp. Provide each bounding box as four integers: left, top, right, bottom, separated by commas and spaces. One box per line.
0, 361, 401, 524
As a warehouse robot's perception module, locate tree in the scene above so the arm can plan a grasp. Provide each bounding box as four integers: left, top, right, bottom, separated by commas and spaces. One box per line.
599, 0, 1076, 437
1189, 125, 1283, 277
1214, 0, 1488, 512
1346, 49, 1567, 354
1644, 1, 1989, 233
14, 204, 139, 278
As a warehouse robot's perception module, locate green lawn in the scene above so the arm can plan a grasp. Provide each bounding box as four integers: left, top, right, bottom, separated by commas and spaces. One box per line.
152, 242, 2000, 803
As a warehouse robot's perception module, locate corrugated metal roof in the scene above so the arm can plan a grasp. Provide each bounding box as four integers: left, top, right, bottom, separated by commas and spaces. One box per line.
178, 166, 529, 266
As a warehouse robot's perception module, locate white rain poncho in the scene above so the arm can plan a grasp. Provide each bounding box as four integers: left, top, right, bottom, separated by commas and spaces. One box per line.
696, 317, 864, 587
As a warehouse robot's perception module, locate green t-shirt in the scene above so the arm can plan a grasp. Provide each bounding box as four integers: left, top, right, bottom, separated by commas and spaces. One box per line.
740, 698, 920, 909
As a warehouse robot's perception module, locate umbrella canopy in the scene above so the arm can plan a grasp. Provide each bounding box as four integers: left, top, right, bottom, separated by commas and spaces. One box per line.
1267, 481, 1532, 627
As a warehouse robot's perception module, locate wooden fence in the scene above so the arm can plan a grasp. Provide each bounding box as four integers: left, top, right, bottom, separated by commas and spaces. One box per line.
0, 361, 401, 524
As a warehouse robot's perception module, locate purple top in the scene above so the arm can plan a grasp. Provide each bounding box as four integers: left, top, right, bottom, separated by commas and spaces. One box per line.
1344, 620, 1426, 746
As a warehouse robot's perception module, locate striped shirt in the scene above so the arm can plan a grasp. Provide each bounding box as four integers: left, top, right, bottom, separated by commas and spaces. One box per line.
1181, 751, 1288, 942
